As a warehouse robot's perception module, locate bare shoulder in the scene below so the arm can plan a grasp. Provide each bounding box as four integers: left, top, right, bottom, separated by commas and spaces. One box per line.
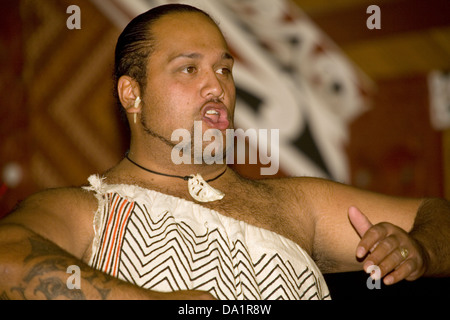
247, 176, 320, 251
255, 175, 331, 211
0, 186, 98, 260
257, 176, 333, 219
283, 175, 422, 229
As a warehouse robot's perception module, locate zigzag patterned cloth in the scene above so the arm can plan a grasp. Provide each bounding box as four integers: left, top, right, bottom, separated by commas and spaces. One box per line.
84, 175, 331, 300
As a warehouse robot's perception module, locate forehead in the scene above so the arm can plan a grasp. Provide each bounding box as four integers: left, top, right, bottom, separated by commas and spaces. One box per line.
151, 12, 230, 57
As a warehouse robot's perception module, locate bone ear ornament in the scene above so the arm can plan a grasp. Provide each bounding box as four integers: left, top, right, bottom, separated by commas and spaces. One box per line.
134, 97, 141, 124
188, 174, 225, 202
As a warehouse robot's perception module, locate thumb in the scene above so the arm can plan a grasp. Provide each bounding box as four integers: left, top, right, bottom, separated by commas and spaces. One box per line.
348, 206, 373, 238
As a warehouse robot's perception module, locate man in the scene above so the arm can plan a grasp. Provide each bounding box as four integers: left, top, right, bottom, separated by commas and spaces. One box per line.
0, 4, 449, 300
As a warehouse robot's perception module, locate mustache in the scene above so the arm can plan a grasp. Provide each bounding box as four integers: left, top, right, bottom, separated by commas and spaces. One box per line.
201, 97, 226, 107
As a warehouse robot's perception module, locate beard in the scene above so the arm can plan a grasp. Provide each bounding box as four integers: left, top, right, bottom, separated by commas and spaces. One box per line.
140, 111, 177, 149
140, 110, 230, 165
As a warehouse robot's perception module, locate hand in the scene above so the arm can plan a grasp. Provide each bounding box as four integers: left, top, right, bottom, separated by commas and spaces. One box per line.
348, 206, 427, 285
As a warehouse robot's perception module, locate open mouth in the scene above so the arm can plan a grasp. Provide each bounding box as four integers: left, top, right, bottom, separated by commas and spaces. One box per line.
202, 104, 230, 130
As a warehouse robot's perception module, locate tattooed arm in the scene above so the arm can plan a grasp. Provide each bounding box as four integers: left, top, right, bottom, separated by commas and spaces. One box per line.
0, 224, 132, 300
0, 189, 214, 300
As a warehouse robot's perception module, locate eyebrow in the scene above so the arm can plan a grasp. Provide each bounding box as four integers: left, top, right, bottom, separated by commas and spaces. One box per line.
168, 52, 234, 63
222, 52, 234, 62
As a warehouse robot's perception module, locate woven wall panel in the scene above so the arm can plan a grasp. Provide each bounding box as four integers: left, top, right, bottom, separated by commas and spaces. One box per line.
23, 0, 125, 189
0, 0, 125, 216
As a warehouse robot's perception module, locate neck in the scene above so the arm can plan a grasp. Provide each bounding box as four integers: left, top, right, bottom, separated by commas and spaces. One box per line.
126, 142, 229, 202
127, 143, 228, 182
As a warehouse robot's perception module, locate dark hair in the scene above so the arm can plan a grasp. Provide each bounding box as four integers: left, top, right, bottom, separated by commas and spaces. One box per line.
113, 4, 214, 121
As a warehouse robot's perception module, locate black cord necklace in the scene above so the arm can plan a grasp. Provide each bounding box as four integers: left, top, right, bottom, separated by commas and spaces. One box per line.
125, 152, 227, 183
125, 152, 227, 202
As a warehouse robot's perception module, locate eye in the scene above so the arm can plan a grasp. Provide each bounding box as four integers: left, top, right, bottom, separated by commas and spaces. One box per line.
217, 67, 232, 76
182, 66, 197, 74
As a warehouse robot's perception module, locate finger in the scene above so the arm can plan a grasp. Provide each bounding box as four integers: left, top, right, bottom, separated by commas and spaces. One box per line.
358, 226, 390, 261
348, 206, 373, 238
348, 207, 389, 259
364, 234, 399, 267
383, 259, 417, 285
368, 243, 405, 278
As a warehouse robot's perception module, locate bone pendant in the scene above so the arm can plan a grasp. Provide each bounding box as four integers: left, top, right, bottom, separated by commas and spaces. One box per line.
188, 174, 225, 202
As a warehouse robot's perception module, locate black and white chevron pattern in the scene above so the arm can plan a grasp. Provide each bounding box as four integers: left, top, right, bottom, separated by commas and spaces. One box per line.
89, 191, 330, 300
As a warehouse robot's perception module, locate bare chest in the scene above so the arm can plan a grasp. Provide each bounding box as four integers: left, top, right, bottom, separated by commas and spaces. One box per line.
197, 180, 314, 254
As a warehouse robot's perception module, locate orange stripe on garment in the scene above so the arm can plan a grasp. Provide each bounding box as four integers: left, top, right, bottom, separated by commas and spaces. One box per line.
104, 198, 127, 273
112, 201, 134, 277
99, 194, 120, 272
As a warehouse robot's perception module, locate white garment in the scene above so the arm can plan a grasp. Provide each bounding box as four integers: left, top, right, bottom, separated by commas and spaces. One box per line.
84, 175, 330, 300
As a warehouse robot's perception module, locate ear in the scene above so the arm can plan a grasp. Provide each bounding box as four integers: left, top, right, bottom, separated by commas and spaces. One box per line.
117, 76, 141, 114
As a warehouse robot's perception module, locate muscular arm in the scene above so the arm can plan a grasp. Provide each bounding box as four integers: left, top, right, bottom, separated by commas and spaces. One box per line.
299, 177, 450, 281
407, 198, 450, 277
295, 177, 419, 273
0, 224, 150, 300
0, 189, 214, 300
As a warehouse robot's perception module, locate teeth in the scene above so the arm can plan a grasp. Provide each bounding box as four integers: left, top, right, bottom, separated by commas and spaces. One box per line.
206, 110, 219, 115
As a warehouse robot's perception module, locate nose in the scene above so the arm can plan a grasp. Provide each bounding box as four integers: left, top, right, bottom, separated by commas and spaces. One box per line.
200, 70, 225, 100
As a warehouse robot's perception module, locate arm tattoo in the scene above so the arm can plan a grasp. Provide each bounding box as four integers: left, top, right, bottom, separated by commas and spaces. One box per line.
15, 236, 115, 300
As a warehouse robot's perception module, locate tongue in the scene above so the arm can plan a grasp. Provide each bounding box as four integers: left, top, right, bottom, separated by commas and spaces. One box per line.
204, 114, 220, 123
203, 113, 229, 130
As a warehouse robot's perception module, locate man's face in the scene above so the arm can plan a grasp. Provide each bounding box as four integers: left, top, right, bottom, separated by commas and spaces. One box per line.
139, 12, 236, 150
